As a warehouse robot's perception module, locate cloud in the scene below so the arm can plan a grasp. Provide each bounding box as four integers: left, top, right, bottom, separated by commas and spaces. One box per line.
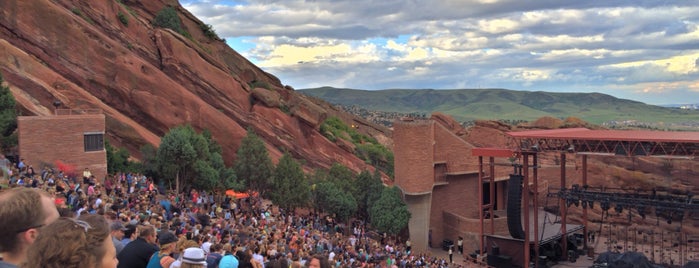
182, 0, 699, 104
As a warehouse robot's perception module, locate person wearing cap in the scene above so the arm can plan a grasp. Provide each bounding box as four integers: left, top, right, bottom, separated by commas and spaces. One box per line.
180, 247, 208, 268
145, 231, 178, 268
117, 225, 158, 268
110, 221, 127, 255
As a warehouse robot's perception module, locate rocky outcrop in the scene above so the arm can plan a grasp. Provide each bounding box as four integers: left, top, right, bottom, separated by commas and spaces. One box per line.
0, 0, 390, 173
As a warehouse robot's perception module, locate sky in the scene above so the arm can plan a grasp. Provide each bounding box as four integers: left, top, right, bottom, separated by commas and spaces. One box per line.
181, 0, 699, 105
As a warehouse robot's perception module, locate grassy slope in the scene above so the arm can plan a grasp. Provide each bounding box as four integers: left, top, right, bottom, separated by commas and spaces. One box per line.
300, 87, 699, 124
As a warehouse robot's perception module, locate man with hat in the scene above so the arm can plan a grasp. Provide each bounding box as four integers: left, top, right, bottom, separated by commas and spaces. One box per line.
110, 221, 127, 255
146, 230, 178, 268
182, 247, 208, 267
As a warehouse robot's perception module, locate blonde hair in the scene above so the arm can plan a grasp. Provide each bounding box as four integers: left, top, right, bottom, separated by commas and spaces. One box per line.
22, 214, 110, 268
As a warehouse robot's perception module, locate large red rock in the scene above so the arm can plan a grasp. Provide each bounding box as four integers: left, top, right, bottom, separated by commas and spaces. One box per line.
0, 0, 390, 174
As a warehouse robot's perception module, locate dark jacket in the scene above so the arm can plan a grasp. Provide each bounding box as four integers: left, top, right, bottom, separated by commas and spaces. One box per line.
117, 237, 159, 268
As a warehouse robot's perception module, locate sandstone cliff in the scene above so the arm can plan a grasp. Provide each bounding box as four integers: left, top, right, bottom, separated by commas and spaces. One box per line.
0, 0, 390, 173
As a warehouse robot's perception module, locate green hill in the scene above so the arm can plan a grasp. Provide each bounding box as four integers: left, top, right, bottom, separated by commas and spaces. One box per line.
299, 87, 699, 127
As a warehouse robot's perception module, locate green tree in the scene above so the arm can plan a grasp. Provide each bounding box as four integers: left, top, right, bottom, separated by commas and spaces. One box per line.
327, 163, 357, 196
369, 186, 411, 235
315, 180, 357, 224
270, 152, 310, 212
0, 72, 17, 152
105, 139, 141, 174
156, 125, 196, 194
355, 169, 384, 220
156, 125, 237, 194
140, 143, 158, 178
234, 129, 274, 196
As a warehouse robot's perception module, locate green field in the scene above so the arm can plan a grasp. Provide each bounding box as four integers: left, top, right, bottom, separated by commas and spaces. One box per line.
300, 87, 699, 127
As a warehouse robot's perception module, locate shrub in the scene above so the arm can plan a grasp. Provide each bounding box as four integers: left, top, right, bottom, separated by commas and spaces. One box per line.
117, 12, 129, 26
200, 23, 220, 40
153, 6, 187, 36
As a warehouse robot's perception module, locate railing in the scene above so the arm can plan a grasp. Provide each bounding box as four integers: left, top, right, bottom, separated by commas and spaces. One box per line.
55, 109, 102, 115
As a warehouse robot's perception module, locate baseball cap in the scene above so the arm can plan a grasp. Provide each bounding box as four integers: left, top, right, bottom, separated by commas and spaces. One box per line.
110, 221, 127, 231
157, 231, 178, 245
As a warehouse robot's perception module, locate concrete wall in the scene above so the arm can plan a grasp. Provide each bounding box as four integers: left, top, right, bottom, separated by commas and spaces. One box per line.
404, 192, 432, 253
18, 114, 107, 181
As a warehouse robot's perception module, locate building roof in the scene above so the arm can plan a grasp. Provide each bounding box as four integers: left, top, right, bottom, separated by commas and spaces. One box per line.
507, 128, 699, 143
505, 128, 699, 157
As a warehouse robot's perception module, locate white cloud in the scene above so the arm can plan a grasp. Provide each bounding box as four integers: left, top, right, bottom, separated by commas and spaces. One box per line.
183, 0, 699, 104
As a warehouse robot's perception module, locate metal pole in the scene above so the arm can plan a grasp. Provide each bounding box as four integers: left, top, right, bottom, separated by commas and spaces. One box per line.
523, 154, 531, 268
533, 153, 539, 268
582, 155, 589, 253
490, 156, 495, 235
560, 153, 568, 260
478, 156, 485, 257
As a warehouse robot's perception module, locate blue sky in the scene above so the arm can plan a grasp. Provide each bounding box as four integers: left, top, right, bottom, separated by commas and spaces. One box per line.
182, 0, 699, 105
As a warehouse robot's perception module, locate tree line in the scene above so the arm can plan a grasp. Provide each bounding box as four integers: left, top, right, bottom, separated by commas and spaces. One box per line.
111, 126, 410, 236
0, 70, 410, 236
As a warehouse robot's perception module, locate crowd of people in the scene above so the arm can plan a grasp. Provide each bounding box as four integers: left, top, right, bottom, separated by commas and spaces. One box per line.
0, 158, 464, 268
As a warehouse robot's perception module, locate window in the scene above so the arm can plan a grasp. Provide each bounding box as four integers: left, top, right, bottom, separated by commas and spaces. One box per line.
84, 132, 104, 152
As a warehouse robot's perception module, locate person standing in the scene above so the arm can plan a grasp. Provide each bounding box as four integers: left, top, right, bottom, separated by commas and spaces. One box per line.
448, 246, 453, 264
457, 236, 463, 255
0, 188, 60, 268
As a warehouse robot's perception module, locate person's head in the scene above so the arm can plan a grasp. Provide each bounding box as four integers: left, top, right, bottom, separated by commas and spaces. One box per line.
109, 221, 126, 240
181, 247, 208, 268
157, 230, 178, 252
123, 224, 137, 240
138, 225, 157, 245
0, 188, 60, 264
23, 214, 117, 268
308, 254, 331, 268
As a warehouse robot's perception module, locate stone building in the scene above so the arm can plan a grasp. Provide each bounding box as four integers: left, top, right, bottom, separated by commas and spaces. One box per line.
393, 118, 511, 255
18, 111, 107, 181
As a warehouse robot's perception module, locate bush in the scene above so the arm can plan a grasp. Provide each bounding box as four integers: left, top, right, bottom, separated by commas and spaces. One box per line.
320, 117, 394, 177
153, 6, 187, 36
117, 12, 129, 26
200, 23, 220, 40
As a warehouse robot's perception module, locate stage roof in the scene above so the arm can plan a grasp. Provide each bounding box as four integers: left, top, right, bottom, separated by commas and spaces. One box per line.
506, 128, 699, 157
508, 128, 699, 143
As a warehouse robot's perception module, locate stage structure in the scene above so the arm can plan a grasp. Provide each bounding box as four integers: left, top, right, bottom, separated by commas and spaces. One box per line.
473, 128, 699, 267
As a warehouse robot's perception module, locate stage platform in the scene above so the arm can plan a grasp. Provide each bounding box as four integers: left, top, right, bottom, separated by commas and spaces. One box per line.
483, 207, 584, 267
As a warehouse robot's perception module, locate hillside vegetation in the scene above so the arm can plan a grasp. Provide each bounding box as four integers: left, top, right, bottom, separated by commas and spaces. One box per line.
300, 87, 699, 128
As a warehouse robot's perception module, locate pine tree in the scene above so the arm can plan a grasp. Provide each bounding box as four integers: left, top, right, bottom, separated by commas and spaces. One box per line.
0, 72, 17, 152
234, 129, 274, 196
270, 152, 310, 212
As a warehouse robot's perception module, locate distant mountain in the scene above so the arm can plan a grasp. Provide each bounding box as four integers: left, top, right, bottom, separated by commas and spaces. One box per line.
300, 87, 699, 126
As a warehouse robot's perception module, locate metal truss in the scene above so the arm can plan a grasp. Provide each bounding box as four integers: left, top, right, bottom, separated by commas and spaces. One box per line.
509, 137, 698, 158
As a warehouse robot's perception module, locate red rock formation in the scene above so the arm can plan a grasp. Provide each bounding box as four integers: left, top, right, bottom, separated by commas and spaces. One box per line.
0, 0, 389, 174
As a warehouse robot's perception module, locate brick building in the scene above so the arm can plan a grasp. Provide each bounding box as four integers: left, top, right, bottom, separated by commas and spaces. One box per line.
393, 118, 511, 255
18, 112, 107, 181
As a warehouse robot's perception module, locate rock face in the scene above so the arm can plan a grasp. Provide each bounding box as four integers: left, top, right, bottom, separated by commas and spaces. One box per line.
0, 0, 390, 173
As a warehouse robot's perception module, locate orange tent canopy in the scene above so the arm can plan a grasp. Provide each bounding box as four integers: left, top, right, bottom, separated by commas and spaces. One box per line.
225, 190, 256, 199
